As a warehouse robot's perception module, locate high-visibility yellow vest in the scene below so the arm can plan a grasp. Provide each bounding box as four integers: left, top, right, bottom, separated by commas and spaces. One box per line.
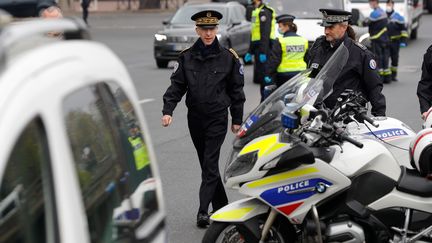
277, 35, 308, 73
128, 136, 149, 170
251, 4, 276, 41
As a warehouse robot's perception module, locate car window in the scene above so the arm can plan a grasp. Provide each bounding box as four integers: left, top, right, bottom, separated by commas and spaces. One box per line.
267, 0, 344, 18
63, 83, 160, 243
231, 6, 245, 23
170, 5, 228, 25
0, 118, 58, 243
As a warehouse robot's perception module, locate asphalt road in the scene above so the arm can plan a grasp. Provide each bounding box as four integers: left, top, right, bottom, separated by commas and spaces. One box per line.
80, 11, 432, 243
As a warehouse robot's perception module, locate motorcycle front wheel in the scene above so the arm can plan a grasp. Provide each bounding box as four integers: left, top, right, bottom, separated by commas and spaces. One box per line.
202, 222, 287, 243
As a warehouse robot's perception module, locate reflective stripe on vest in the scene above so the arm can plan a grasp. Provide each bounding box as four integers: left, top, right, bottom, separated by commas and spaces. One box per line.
251, 5, 276, 41
370, 27, 387, 40
128, 136, 150, 170
277, 36, 308, 73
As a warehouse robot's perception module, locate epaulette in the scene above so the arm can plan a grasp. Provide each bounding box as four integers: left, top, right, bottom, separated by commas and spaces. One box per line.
180, 47, 190, 54
229, 48, 239, 59
354, 41, 367, 51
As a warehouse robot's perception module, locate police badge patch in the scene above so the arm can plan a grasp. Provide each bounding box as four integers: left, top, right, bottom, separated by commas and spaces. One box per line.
260, 15, 266, 22
239, 64, 244, 75
172, 61, 179, 73
369, 59, 377, 70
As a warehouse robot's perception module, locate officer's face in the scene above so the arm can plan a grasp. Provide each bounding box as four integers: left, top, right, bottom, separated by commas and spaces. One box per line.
324, 23, 348, 43
196, 26, 218, 46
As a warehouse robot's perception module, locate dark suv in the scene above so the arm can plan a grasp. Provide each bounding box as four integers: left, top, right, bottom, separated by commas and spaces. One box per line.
153, 1, 251, 68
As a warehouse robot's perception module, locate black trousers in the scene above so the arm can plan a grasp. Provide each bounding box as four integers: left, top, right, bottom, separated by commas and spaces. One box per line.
187, 108, 228, 214
81, 1, 90, 23
389, 40, 400, 68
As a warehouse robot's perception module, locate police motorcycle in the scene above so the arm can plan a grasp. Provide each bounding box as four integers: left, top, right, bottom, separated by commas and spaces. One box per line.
202, 44, 432, 243
236, 58, 415, 170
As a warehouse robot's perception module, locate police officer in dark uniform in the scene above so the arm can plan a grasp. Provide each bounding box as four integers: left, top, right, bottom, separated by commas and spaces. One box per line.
308, 9, 386, 116
264, 14, 308, 88
244, 0, 276, 101
417, 44, 432, 119
386, 0, 408, 81
364, 0, 391, 83
161, 10, 245, 228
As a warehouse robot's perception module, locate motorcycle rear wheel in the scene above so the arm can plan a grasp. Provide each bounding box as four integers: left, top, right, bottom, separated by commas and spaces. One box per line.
202, 222, 286, 243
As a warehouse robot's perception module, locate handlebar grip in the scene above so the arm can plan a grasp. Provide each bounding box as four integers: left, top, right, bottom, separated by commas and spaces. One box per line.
359, 113, 379, 128
340, 133, 364, 148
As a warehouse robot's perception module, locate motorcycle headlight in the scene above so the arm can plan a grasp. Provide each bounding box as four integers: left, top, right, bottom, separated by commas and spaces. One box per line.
224, 151, 258, 182
154, 34, 167, 41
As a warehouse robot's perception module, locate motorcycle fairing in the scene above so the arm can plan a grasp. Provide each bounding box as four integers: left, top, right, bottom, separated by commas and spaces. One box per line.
210, 198, 269, 223
240, 161, 351, 224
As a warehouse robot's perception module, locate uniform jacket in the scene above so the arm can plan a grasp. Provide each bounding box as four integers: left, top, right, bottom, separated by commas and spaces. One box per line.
266, 31, 308, 77
0, 0, 55, 17
417, 45, 432, 113
307, 34, 386, 116
387, 10, 408, 42
162, 38, 246, 124
250, 3, 275, 55
365, 7, 389, 42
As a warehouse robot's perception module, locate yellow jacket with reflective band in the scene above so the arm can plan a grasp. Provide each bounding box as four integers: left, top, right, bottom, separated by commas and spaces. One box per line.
128, 136, 149, 170
277, 35, 308, 73
251, 4, 276, 41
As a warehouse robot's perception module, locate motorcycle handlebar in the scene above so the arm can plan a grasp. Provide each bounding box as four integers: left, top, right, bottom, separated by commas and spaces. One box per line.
339, 132, 364, 148
358, 113, 379, 128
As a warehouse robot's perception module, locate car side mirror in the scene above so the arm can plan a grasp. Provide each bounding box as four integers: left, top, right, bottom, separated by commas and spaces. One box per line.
351, 8, 360, 26
246, 5, 254, 21
162, 18, 170, 25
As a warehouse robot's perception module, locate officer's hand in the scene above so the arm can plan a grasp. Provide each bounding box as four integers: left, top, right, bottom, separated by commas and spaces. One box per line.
264, 76, 272, 84
259, 54, 267, 63
231, 124, 241, 134
40, 6, 63, 19
161, 115, 172, 127
400, 42, 407, 48
244, 53, 252, 63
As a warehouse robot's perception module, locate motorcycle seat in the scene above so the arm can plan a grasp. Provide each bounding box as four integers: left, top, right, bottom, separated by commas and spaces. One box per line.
397, 166, 432, 197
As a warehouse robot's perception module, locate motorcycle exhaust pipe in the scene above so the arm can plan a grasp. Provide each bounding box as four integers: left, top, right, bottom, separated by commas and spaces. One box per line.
312, 204, 324, 243
259, 209, 278, 243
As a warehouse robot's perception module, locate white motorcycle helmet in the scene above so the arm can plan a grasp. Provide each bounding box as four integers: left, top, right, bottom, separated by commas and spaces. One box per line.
422, 107, 432, 129
409, 128, 432, 177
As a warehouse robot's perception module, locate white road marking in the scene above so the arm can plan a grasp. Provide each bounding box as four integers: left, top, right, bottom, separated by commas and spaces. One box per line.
139, 98, 155, 104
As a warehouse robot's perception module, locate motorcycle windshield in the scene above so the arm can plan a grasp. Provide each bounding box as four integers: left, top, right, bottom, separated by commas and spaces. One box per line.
237, 43, 349, 142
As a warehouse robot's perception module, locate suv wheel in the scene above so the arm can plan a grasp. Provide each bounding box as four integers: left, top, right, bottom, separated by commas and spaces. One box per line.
156, 59, 168, 68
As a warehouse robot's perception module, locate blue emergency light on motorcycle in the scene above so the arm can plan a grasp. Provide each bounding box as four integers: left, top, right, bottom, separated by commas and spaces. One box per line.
281, 103, 299, 129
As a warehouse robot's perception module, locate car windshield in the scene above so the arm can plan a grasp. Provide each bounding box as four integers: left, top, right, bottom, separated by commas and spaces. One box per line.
265, 0, 344, 18
170, 6, 228, 25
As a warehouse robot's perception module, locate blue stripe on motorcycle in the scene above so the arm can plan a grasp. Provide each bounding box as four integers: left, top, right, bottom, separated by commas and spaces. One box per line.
259, 178, 332, 206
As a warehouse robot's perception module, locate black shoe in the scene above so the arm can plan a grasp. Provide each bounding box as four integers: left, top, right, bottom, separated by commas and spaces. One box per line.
196, 213, 209, 228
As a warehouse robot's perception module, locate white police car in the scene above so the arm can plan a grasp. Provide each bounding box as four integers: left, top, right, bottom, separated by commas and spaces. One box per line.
0, 17, 166, 243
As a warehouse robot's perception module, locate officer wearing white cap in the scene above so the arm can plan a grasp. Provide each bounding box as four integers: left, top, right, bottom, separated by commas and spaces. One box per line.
308, 8, 386, 116
264, 14, 308, 90
161, 10, 245, 228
